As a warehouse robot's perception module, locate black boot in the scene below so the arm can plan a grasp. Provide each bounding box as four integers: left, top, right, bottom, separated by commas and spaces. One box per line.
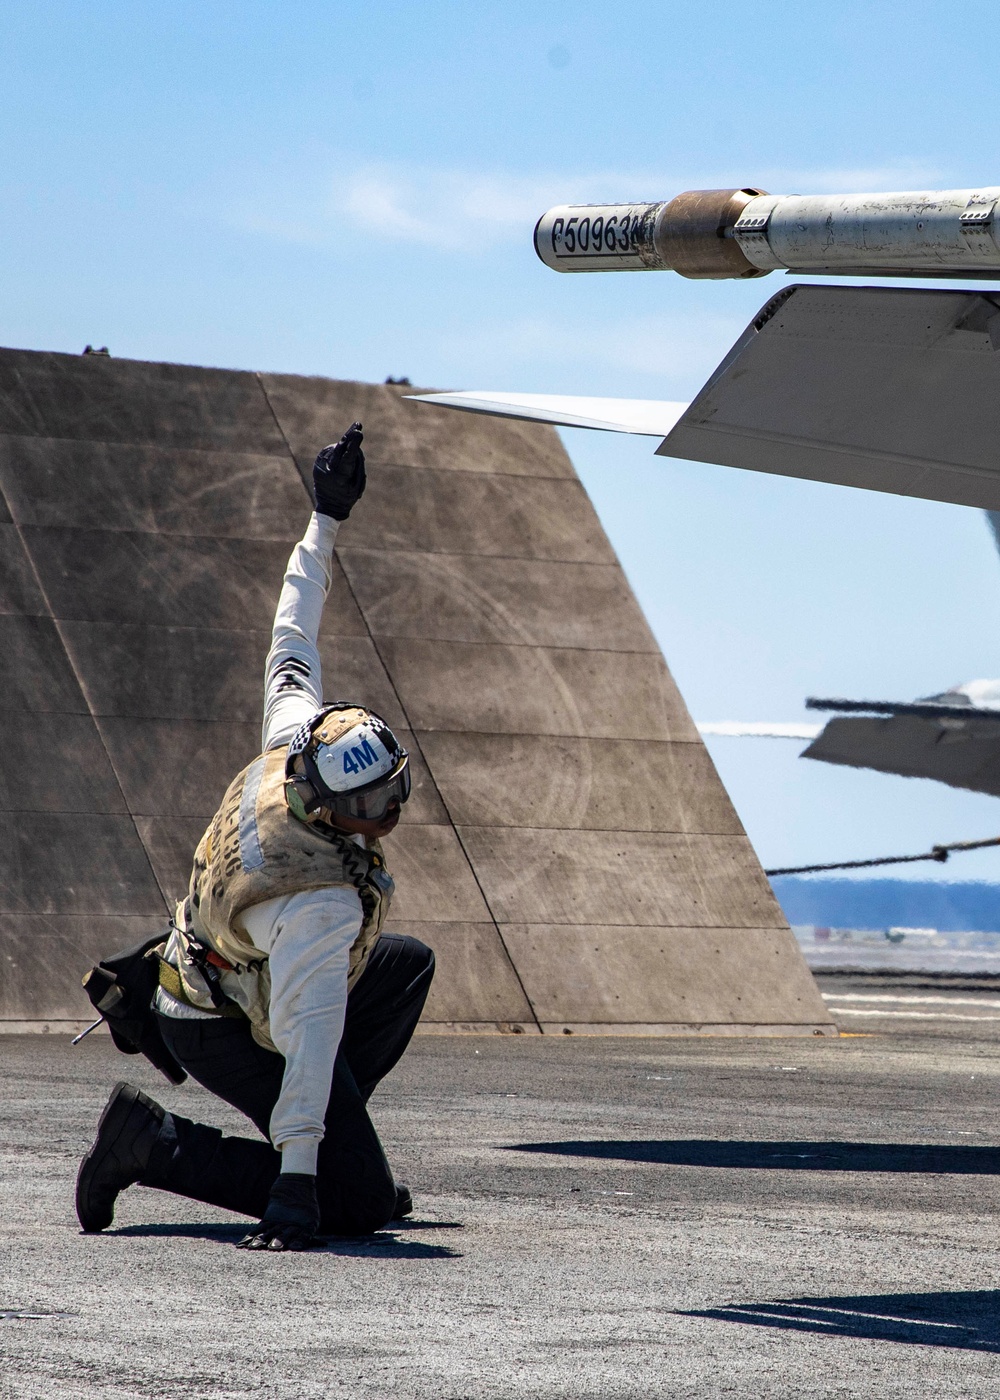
392, 1184, 413, 1219
76, 1082, 168, 1233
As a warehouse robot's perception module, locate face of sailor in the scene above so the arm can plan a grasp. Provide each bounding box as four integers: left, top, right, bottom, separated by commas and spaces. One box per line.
324, 801, 401, 840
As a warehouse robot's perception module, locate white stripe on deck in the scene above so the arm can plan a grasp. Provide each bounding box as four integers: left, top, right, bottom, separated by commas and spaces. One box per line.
828, 1008, 1000, 1022
821, 992, 1000, 1022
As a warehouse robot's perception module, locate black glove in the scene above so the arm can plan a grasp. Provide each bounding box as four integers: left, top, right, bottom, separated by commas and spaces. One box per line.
312, 421, 366, 520
236, 1173, 321, 1252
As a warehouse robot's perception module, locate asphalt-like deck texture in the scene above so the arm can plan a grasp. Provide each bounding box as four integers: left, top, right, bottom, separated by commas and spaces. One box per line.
5, 991, 1000, 1399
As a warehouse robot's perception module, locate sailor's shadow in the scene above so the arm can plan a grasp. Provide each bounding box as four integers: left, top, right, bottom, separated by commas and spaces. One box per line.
505, 1140, 1000, 1173
679, 1290, 1000, 1352
110, 1222, 248, 1242
391, 1217, 464, 1231
316, 1232, 462, 1259
111, 1221, 462, 1257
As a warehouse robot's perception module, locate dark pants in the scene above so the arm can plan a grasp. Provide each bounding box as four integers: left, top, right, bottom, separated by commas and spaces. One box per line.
148, 933, 435, 1236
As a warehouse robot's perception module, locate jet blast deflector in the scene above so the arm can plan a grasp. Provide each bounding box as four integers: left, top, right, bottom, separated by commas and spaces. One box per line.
535, 186, 1000, 279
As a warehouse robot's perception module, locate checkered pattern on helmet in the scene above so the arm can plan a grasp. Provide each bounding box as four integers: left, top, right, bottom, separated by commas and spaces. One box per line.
287, 715, 318, 759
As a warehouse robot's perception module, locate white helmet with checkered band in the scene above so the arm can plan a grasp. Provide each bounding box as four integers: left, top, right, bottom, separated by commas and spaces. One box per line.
284, 704, 410, 822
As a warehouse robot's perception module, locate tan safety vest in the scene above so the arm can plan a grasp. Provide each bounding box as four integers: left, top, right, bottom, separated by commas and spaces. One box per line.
170, 745, 394, 1050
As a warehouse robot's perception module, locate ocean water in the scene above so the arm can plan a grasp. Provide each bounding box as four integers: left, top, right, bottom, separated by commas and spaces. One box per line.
792, 923, 1000, 973
772, 877, 1000, 972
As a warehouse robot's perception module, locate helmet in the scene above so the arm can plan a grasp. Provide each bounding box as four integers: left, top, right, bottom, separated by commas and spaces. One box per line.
284, 704, 411, 823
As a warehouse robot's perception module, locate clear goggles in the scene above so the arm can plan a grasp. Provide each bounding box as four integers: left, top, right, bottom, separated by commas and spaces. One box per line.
324, 752, 411, 822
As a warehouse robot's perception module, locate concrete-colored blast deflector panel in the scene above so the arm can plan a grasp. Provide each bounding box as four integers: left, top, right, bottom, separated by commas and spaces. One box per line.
0, 347, 833, 1036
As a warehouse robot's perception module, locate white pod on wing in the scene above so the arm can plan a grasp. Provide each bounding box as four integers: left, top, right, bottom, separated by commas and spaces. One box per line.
535, 186, 1000, 279
533, 202, 665, 272
534, 190, 768, 279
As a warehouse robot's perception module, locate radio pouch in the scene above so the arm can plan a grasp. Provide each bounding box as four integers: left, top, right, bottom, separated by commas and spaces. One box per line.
81, 932, 187, 1086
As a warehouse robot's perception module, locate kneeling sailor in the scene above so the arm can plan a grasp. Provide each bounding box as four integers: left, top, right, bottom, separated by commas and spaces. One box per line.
75, 421, 435, 1250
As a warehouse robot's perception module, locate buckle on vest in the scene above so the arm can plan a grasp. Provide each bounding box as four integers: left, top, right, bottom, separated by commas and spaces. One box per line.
173, 929, 238, 1011
157, 958, 245, 1019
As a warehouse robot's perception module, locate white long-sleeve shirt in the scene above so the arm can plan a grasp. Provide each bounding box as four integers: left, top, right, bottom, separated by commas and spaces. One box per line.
157, 512, 366, 1175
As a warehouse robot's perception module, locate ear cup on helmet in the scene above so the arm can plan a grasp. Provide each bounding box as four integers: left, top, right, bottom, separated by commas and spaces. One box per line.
284, 775, 318, 821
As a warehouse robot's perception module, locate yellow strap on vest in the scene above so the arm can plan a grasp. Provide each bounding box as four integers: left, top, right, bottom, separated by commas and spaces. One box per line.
157, 958, 245, 1019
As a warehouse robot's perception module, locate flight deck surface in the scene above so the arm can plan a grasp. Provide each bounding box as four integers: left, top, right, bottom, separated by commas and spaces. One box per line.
4, 1012, 1000, 1398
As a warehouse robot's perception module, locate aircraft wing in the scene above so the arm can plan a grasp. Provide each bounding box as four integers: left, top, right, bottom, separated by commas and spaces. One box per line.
803, 709, 1000, 798
413, 284, 1000, 512
699, 699, 1000, 797
697, 722, 823, 740
409, 391, 687, 437
660, 284, 1000, 511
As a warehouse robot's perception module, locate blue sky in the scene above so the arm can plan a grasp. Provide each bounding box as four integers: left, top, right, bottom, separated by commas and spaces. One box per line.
5, 0, 1000, 876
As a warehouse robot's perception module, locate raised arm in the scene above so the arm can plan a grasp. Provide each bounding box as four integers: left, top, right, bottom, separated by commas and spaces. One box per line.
261, 423, 367, 752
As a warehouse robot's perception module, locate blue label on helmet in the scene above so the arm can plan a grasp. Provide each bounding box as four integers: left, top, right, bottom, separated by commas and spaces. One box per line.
343, 738, 379, 775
